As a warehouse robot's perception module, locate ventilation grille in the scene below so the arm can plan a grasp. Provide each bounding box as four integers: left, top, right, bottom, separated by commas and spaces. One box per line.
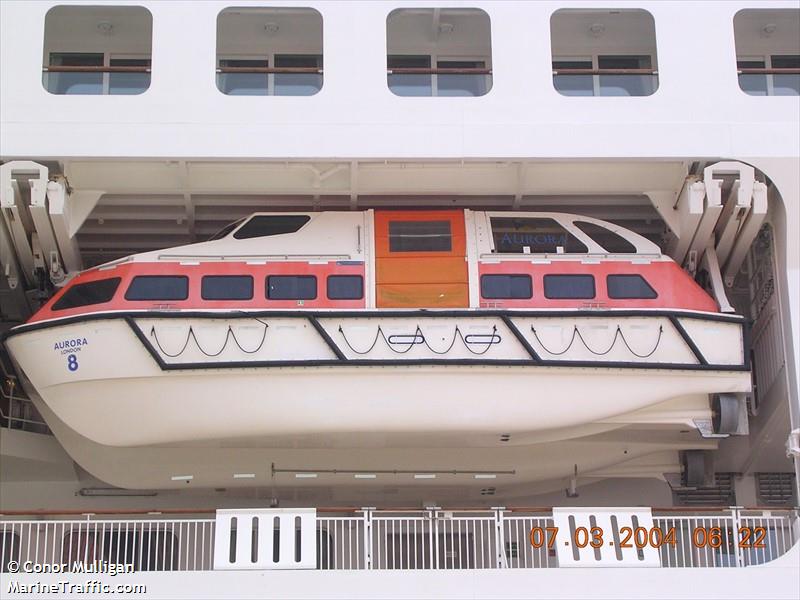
674, 473, 735, 506
756, 472, 797, 506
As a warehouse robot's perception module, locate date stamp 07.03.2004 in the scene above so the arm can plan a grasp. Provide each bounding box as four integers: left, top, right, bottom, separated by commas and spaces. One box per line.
528, 525, 768, 550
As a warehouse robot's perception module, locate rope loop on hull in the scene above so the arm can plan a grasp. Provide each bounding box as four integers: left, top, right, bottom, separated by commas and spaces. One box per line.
337, 324, 501, 356
149, 318, 269, 358
531, 324, 663, 359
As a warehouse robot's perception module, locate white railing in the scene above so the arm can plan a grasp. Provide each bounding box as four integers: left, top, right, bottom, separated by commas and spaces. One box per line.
1, 517, 215, 573
1, 508, 796, 573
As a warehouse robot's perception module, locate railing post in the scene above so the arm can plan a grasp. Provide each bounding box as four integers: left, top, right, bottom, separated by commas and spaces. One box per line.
361, 508, 373, 570
493, 507, 507, 569
426, 507, 439, 570
730, 506, 744, 567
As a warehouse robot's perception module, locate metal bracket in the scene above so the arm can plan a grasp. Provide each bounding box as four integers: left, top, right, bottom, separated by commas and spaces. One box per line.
693, 418, 729, 439
787, 429, 800, 459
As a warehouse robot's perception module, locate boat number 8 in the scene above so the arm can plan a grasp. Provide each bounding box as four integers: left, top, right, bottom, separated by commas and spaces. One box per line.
67, 355, 79, 372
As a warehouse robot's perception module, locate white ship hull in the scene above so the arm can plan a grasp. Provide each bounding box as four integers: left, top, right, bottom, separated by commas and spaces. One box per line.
6, 310, 750, 448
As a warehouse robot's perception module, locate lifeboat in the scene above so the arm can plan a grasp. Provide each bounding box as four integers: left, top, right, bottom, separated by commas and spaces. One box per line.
3, 210, 751, 490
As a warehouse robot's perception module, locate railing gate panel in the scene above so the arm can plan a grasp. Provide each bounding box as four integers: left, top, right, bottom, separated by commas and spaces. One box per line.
213, 509, 316, 570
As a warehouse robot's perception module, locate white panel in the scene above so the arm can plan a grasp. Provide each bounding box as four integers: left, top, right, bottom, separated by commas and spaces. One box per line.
677, 317, 745, 366
214, 508, 317, 570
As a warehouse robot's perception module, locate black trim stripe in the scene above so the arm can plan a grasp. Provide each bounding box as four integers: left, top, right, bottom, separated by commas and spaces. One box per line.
308, 316, 347, 361
4, 309, 749, 373
3, 308, 746, 340
668, 315, 709, 366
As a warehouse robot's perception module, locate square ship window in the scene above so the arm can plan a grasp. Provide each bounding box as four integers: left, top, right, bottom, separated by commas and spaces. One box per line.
327, 275, 364, 300
201, 276, 254, 301
734, 10, 800, 96
216, 7, 323, 96
543, 275, 596, 300
388, 220, 452, 252
267, 275, 317, 300
480, 275, 533, 300
550, 9, 658, 97
387, 8, 492, 97
43, 6, 152, 95
125, 276, 189, 301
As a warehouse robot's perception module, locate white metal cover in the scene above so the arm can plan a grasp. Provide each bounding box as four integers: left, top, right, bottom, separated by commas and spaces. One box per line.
213, 508, 317, 570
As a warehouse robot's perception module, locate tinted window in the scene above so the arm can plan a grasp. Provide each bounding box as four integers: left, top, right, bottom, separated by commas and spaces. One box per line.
490, 218, 588, 254
233, 216, 311, 240
125, 276, 189, 301
574, 222, 637, 254
607, 275, 657, 299
543, 275, 595, 299
388, 221, 452, 252
52, 278, 121, 311
267, 276, 317, 300
327, 275, 363, 300
480, 275, 532, 299
201, 275, 254, 300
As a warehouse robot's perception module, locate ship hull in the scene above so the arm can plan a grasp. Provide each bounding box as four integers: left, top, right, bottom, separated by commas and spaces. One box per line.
4, 310, 751, 448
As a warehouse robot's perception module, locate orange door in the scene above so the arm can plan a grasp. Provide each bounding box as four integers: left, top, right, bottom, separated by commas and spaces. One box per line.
374, 210, 469, 308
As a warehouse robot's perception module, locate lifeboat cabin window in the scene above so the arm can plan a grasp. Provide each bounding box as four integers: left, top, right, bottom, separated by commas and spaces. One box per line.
573, 221, 637, 254
216, 8, 323, 96
490, 217, 588, 254
327, 275, 364, 300
201, 275, 254, 301
607, 274, 657, 299
734, 9, 800, 96
125, 276, 189, 301
480, 275, 533, 299
267, 275, 317, 300
42, 6, 153, 95
52, 277, 121, 311
543, 274, 596, 300
388, 221, 452, 252
233, 215, 311, 240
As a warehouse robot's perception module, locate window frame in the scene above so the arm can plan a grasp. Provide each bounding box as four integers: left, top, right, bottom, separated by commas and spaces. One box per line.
326, 275, 364, 300
480, 274, 533, 300
266, 275, 318, 301
200, 275, 255, 301
216, 55, 270, 96
387, 219, 453, 253
543, 274, 596, 300
45, 51, 151, 95
232, 215, 311, 240
386, 7, 494, 98
606, 274, 658, 300
217, 53, 323, 96
124, 275, 190, 302
434, 55, 492, 97
737, 54, 770, 96
738, 54, 800, 96
552, 53, 657, 97
51, 277, 122, 311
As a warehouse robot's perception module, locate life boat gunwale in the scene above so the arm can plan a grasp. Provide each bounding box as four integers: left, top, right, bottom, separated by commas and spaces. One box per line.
3, 307, 750, 374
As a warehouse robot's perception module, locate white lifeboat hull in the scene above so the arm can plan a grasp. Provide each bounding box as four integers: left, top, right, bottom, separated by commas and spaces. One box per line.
4, 310, 751, 448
